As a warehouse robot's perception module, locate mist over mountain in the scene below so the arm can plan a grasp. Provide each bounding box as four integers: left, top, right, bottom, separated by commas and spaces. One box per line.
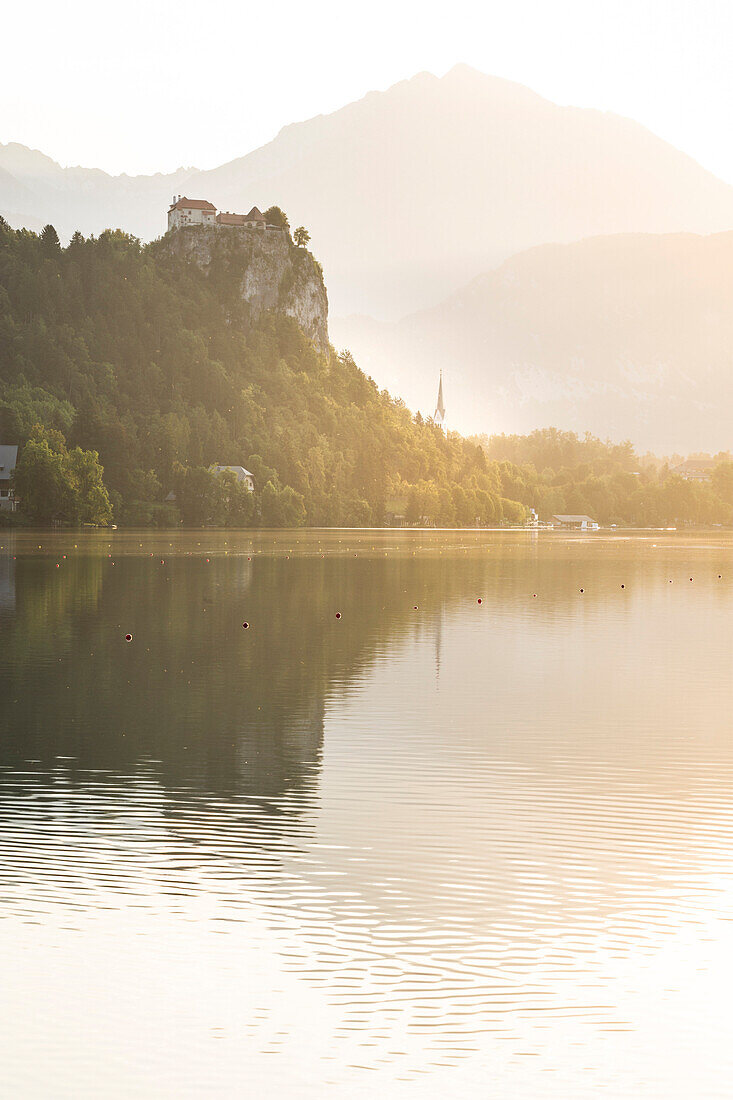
331, 231, 733, 454
3, 65, 733, 319
0, 142, 194, 242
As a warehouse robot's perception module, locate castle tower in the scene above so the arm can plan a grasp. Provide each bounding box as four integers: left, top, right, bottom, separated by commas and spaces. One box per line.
434, 370, 445, 428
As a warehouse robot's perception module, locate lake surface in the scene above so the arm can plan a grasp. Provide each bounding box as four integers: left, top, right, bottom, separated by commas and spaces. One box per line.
2, 529, 733, 1097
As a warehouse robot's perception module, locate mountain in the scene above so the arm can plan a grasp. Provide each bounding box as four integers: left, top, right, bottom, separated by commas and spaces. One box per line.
4, 65, 733, 318
0, 141, 195, 242
331, 231, 733, 454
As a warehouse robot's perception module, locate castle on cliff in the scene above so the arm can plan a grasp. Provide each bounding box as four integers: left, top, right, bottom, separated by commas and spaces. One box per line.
167, 197, 279, 233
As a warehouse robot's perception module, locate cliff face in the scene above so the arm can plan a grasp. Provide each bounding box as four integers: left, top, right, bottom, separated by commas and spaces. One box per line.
164, 225, 329, 350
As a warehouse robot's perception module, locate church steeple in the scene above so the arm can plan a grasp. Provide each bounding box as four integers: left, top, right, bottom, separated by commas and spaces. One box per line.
434, 370, 445, 427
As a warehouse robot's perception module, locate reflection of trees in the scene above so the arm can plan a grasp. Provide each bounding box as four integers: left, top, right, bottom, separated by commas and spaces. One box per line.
2, 538, 724, 802
3, 537, 733, 1062
0, 556, 14, 611
2, 539, 717, 792
2, 556, 104, 655
0, 552, 471, 801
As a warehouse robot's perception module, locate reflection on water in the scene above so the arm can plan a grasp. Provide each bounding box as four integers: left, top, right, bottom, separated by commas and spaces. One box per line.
2, 530, 733, 1097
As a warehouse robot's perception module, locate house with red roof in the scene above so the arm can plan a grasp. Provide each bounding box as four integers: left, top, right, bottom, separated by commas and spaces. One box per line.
216, 207, 267, 230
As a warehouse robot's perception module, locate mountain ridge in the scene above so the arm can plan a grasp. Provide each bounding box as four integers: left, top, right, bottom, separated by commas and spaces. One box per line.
331, 229, 733, 453
3, 65, 733, 319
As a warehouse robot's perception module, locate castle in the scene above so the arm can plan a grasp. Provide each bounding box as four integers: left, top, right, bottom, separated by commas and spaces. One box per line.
167, 197, 279, 233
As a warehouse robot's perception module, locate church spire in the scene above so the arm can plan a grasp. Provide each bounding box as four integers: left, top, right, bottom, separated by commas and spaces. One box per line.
434, 370, 445, 427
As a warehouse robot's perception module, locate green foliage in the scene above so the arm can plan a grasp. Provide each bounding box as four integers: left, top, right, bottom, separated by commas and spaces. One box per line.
711, 462, 733, 505
173, 465, 224, 526
66, 445, 114, 525
170, 464, 257, 527
0, 383, 75, 440
0, 220, 528, 528
12, 426, 73, 522
475, 429, 733, 527
263, 206, 291, 236
294, 226, 311, 248
260, 480, 306, 527
41, 224, 61, 254
12, 424, 112, 524
477, 428, 636, 474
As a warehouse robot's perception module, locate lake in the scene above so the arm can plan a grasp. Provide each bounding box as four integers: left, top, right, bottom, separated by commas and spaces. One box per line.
2, 529, 733, 1097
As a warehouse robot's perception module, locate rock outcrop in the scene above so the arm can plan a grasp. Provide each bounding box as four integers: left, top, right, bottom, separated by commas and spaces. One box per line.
164, 225, 329, 351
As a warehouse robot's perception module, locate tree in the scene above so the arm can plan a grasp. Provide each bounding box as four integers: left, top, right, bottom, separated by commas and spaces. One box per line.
41, 224, 61, 254
1, 382, 75, 439
260, 480, 306, 526
66, 446, 113, 524
173, 465, 225, 526
500, 497, 526, 526
406, 488, 421, 525
712, 462, 733, 505
11, 424, 112, 524
263, 206, 290, 234
12, 427, 74, 522
216, 469, 256, 526
294, 226, 311, 248
128, 468, 162, 505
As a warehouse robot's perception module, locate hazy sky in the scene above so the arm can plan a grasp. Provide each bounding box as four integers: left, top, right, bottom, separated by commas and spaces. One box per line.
4, 0, 733, 181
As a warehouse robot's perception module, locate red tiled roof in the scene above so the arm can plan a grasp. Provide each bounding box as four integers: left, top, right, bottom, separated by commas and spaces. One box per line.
216, 212, 247, 225
216, 208, 266, 225
169, 197, 216, 212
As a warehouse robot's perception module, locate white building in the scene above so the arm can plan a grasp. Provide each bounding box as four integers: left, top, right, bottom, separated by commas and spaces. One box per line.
671, 459, 716, 482
167, 196, 217, 231
0, 445, 18, 512
211, 465, 255, 492
552, 514, 599, 530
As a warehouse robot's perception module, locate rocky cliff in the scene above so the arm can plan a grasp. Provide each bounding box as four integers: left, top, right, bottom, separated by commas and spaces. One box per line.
164, 225, 329, 351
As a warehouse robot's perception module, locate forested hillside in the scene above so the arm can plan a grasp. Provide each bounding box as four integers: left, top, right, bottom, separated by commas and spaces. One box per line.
1, 220, 731, 529
0, 219, 525, 526
476, 429, 733, 527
